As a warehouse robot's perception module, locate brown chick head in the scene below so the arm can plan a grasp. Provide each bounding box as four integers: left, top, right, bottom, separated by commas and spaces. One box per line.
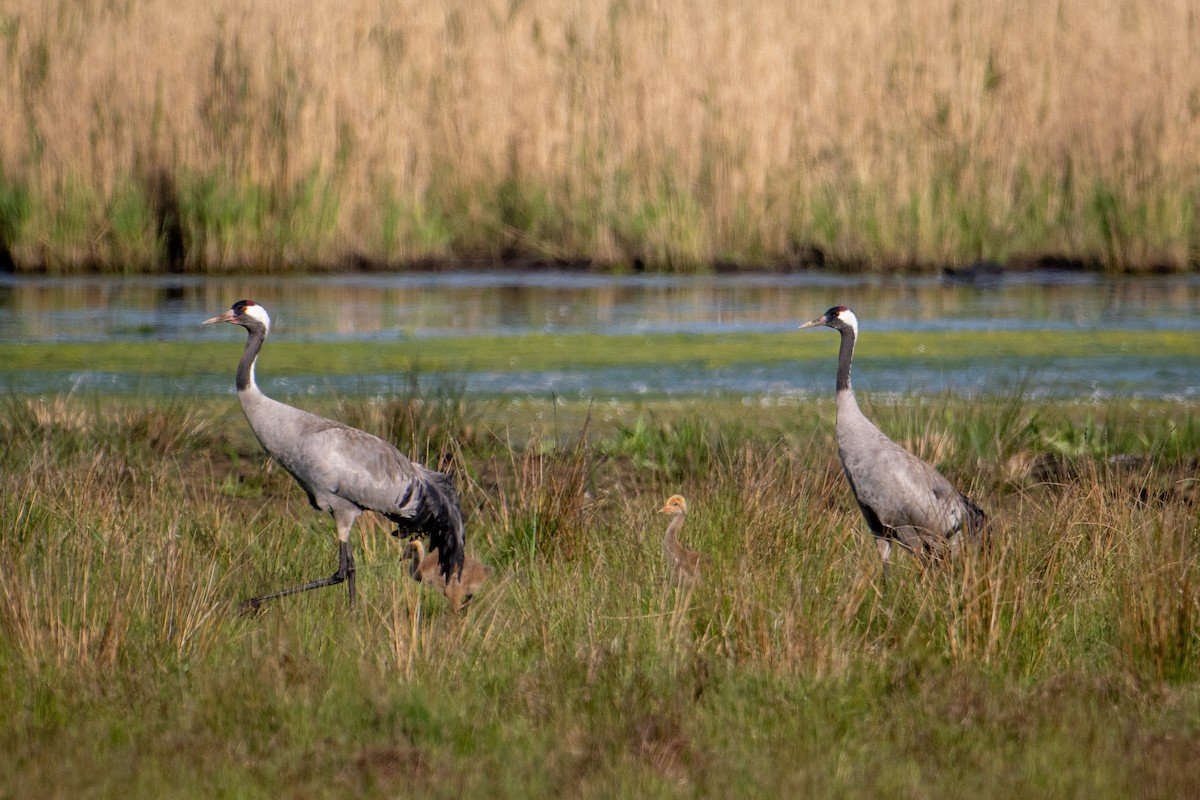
658, 494, 688, 515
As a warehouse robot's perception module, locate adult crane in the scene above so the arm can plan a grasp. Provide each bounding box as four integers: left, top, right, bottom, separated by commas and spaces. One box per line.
799, 306, 987, 577
203, 299, 464, 612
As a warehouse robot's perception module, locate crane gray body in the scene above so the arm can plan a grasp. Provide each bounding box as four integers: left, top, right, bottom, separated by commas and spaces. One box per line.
801, 306, 987, 569
836, 389, 984, 559
239, 390, 460, 542
205, 299, 464, 612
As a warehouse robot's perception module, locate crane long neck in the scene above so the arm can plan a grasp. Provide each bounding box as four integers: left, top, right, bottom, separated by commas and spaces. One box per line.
237, 325, 266, 393
664, 513, 685, 546
836, 326, 856, 394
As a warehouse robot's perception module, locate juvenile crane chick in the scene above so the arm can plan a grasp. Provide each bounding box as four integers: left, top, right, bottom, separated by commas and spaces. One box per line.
658, 494, 702, 583
403, 539, 491, 610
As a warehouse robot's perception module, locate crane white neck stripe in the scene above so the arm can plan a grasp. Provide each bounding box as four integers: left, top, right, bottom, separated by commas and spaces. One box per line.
839, 309, 859, 337
243, 303, 272, 332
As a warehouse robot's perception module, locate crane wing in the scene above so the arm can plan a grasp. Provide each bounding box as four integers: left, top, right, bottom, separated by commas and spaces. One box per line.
330, 425, 464, 579
838, 421, 971, 540
269, 418, 465, 580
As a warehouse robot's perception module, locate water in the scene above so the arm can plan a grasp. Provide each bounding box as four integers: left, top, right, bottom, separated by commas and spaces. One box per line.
2, 270, 1198, 400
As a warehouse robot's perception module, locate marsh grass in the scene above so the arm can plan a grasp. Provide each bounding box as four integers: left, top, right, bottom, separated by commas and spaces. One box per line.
1, 392, 1199, 796
2, 1, 1199, 272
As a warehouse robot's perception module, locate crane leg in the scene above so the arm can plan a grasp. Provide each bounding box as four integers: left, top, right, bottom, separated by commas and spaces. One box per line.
876, 537, 892, 591
342, 538, 357, 606
238, 539, 357, 615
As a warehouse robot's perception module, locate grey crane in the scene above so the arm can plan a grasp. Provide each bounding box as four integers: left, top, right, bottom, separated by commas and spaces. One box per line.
799, 306, 987, 576
658, 494, 702, 583
203, 299, 464, 612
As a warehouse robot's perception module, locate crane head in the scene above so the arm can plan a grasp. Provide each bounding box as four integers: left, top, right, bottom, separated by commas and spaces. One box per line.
799, 305, 858, 335
202, 299, 271, 332
659, 494, 688, 516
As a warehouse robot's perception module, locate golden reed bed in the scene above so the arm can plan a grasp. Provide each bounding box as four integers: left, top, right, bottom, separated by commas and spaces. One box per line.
2, 0, 1197, 270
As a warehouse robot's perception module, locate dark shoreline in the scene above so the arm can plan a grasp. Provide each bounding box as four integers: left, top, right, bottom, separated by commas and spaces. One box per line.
3, 249, 1187, 278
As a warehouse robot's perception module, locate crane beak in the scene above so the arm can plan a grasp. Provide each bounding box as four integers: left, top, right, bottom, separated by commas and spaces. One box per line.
798, 314, 828, 330
202, 310, 237, 325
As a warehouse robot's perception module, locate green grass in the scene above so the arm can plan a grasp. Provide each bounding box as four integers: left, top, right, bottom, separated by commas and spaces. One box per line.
11, 166, 1199, 274
0, 328, 1194, 378
1, 392, 1198, 797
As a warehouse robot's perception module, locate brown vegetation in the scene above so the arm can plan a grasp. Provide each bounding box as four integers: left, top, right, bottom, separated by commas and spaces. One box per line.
1, 0, 1198, 270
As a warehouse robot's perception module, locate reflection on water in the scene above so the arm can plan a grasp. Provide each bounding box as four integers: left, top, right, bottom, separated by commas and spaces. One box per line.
3, 271, 1200, 342
7, 355, 1193, 403
1, 270, 1198, 399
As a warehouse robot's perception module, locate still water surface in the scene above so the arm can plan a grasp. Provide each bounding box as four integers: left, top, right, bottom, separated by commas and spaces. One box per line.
2, 271, 1198, 400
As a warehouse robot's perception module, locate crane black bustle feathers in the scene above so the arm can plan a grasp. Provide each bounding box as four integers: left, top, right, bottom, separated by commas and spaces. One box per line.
204, 299, 465, 612
800, 305, 988, 580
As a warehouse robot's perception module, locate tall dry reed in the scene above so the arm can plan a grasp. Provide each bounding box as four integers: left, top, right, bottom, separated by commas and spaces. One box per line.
1, 0, 1197, 270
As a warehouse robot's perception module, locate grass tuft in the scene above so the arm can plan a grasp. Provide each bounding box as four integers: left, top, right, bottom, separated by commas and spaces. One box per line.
1, 392, 1200, 795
